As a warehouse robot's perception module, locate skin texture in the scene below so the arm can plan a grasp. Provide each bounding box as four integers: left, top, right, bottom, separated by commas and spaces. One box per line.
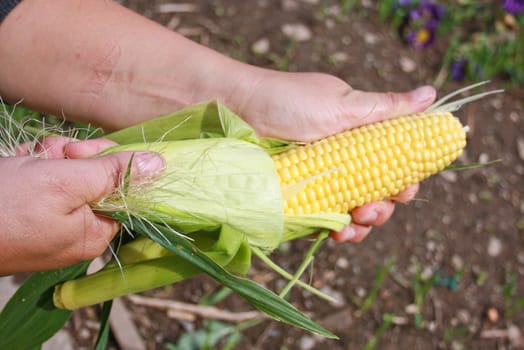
0, 0, 436, 274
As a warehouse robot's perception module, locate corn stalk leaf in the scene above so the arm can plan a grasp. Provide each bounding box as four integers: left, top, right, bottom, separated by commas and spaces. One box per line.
115, 213, 337, 339
53, 227, 251, 310
94, 301, 113, 350
0, 261, 89, 349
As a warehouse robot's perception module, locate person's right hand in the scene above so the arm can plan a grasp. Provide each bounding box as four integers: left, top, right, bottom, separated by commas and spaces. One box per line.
0, 138, 164, 275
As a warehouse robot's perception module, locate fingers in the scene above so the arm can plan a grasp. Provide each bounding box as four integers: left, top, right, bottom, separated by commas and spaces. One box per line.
67, 204, 123, 262
64, 138, 119, 158
342, 85, 437, 128
331, 224, 372, 243
16, 137, 118, 159
331, 183, 420, 243
352, 200, 396, 227
16, 136, 74, 158
66, 150, 166, 205
391, 184, 419, 203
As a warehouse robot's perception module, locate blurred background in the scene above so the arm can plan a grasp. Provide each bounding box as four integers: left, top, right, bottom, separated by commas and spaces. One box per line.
18, 1, 524, 349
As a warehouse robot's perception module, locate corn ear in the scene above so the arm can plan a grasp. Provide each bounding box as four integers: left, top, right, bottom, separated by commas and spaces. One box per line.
273, 111, 466, 215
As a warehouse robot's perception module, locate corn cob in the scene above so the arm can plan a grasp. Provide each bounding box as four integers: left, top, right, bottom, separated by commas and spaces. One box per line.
272, 111, 467, 215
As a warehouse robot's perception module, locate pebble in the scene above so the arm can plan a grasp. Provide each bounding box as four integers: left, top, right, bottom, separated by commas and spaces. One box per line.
399, 56, 416, 73
457, 309, 471, 324
281, 23, 312, 41
330, 52, 349, 65
517, 137, 524, 160
405, 304, 418, 314
364, 32, 378, 45
451, 340, 465, 350
356, 286, 367, 298
478, 153, 490, 163
487, 237, 503, 257
281, 0, 298, 11
509, 111, 520, 123
439, 170, 457, 182
299, 335, 316, 350
452, 254, 464, 270
251, 37, 270, 55
336, 257, 349, 269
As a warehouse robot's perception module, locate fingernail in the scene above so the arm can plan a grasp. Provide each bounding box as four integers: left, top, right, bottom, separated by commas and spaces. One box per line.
359, 210, 378, 225
340, 226, 356, 241
410, 85, 435, 103
134, 152, 165, 175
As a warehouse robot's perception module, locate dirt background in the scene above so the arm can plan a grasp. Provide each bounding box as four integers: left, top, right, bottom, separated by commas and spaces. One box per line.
75, 1, 524, 349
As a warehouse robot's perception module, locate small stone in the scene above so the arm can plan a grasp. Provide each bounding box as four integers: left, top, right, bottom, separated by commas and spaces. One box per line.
510, 111, 519, 123
356, 286, 366, 298
320, 286, 345, 307
426, 240, 436, 252
281, 23, 312, 41
478, 153, 489, 163
281, 0, 298, 11
487, 237, 502, 257
457, 309, 470, 324
451, 255, 464, 270
78, 328, 91, 340
399, 56, 416, 73
330, 52, 348, 65
451, 340, 465, 350
405, 304, 418, 314
364, 32, 378, 45
251, 38, 270, 55
336, 257, 349, 269
439, 171, 457, 182
517, 137, 524, 161
299, 335, 316, 350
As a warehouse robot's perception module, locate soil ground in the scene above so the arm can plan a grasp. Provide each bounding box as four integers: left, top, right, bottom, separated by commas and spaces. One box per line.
58, 1, 524, 349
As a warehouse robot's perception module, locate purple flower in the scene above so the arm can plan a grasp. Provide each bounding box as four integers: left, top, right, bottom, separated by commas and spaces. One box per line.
503, 0, 524, 14
450, 57, 467, 81
399, 1, 445, 49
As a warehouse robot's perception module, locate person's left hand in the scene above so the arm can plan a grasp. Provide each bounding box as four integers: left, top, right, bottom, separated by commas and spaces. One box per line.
232, 71, 436, 242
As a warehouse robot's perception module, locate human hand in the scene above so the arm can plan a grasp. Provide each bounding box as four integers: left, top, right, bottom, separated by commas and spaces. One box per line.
234, 71, 436, 242
0, 138, 164, 275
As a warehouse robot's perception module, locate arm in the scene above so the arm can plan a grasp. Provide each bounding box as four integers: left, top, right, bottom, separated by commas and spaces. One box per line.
0, 0, 436, 245
0, 0, 257, 130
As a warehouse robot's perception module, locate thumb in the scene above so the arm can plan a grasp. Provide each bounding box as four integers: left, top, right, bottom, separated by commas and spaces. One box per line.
343, 85, 437, 127
68, 150, 166, 204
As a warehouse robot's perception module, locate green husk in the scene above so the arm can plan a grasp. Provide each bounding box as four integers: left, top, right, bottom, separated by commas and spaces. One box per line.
52, 101, 346, 338
106, 100, 294, 155
54, 229, 251, 310
97, 137, 285, 250
101, 100, 350, 244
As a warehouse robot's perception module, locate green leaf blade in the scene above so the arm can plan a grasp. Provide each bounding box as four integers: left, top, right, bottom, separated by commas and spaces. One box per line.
121, 214, 337, 339
0, 262, 89, 349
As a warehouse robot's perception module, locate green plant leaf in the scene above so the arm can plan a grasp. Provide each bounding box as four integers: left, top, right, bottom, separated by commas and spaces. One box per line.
118, 214, 337, 339
94, 300, 113, 350
0, 262, 90, 349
